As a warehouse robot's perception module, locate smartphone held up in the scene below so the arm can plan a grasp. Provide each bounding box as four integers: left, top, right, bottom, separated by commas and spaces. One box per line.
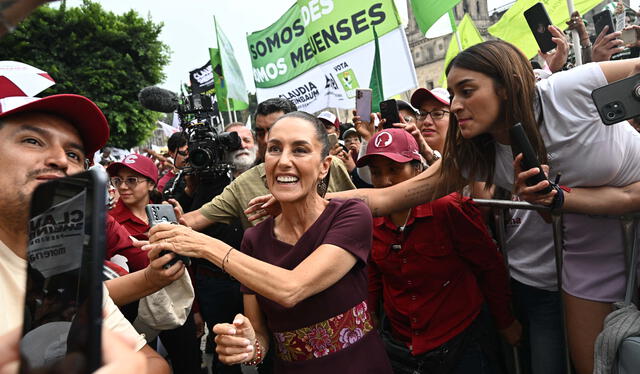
355, 88, 372, 122
524, 2, 556, 54
21, 169, 107, 374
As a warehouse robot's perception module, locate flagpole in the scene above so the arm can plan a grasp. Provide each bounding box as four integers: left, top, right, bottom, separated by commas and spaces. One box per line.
226, 97, 233, 124
567, 0, 582, 66
448, 9, 463, 52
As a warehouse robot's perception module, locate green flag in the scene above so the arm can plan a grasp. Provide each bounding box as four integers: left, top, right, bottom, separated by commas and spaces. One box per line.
488, 0, 603, 59
410, 0, 461, 34
440, 14, 484, 87
209, 48, 248, 112
214, 17, 249, 105
370, 27, 384, 113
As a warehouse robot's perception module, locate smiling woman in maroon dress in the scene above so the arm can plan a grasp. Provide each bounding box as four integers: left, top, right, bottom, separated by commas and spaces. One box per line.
144, 111, 392, 373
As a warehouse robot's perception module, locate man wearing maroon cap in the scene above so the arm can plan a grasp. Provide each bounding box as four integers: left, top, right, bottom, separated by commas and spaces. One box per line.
358, 128, 519, 373
0, 93, 171, 373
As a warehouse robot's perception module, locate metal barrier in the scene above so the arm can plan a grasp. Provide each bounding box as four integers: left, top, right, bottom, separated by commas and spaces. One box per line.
472, 199, 639, 374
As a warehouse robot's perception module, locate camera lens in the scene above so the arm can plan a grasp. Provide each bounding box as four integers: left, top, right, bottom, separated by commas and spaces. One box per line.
607, 112, 616, 119
634, 83, 640, 100
189, 148, 211, 169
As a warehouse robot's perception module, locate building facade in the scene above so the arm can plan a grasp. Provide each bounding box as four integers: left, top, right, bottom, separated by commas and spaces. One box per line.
405, 0, 497, 91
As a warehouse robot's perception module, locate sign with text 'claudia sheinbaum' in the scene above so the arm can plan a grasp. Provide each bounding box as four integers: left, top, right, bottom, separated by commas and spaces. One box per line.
246, 0, 417, 113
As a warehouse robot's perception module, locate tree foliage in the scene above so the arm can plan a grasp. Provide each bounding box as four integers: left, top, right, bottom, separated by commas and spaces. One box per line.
0, 0, 170, 148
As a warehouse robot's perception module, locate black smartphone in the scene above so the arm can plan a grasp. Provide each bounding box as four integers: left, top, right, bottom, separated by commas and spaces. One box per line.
379, 99, 401, 129
592, 74, 640, 125
145, 204, 191, 268
21, 169, 106, 373
509, 123, 552, 194
524, 2, 556, 54
593, 9, 615, 36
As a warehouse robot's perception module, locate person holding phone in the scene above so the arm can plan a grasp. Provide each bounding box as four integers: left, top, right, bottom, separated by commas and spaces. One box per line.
144, 112, 393, 373
361, 128, 517, 373
0, 93, 169, 373
248, 41, 640, 374
106, 154, 202, 374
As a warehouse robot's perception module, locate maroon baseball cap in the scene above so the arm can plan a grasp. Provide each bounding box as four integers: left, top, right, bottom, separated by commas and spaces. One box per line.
107, 154, 159, 184
410, 87, 450, 108
0, 94, 110, 157
356, 128, 421, 167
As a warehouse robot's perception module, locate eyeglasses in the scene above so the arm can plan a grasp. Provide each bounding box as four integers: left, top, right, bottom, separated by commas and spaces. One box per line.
417, 110, 450, 121
110, 177, 147, 188
176, 150, 188, 157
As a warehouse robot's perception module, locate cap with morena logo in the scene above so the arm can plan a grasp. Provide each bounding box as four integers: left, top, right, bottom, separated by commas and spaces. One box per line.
356, 128, 421, 167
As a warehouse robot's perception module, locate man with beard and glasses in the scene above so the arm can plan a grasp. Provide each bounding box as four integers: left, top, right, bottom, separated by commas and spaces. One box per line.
225, 123, 257, 179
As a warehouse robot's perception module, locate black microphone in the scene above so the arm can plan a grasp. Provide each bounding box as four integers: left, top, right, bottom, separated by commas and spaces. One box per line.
138, 86, 179, 113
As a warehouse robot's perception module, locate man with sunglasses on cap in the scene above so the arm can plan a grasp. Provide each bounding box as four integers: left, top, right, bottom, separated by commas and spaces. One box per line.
0, 92, 172, 373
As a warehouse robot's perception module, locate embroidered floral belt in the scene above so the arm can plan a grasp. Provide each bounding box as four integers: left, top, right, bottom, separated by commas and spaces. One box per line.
273, 300, 374, 362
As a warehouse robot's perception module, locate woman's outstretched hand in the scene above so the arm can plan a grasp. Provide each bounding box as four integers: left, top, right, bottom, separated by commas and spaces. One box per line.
245, 194, 281, 222
213, 314, 257, 365
144, 223, 216, 259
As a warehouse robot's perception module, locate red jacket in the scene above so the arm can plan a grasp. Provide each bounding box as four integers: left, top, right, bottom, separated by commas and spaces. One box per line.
108, 200, 151, 271
368, 193, 514, 355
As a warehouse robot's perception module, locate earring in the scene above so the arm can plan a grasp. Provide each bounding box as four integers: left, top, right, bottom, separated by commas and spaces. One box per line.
317, 177, 328, 197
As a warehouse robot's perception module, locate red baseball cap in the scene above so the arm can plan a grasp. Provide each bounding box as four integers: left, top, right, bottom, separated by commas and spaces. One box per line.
107, 154, 159, 184
356, 128, 421, 167
410, 87, 450, 108
0, 94, 110, 157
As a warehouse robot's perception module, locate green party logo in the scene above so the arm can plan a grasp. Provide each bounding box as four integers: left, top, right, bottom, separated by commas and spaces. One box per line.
337, 68, 359, 98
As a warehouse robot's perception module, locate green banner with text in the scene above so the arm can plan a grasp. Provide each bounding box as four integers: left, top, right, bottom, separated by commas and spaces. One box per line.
247, 0, 401, 88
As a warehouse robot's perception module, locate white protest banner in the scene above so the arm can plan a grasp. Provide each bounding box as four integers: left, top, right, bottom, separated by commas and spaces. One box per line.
247, 0, 417, 112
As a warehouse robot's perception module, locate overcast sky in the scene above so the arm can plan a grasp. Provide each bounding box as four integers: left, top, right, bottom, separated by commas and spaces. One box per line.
61, 0, 637, 93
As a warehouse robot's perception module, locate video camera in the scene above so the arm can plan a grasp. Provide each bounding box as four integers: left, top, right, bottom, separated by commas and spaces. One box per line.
176, 93, 241, 178
138, 86, 241, 179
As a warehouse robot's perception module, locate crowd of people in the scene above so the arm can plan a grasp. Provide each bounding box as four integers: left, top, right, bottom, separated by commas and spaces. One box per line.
1, 2, 640, 374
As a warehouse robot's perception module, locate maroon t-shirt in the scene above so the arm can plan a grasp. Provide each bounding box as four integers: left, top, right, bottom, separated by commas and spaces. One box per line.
241, 199, 392, 373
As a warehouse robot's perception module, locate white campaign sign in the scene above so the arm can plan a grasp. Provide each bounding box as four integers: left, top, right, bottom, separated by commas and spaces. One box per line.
28, 191, 86, 278
255, 27, 417, 113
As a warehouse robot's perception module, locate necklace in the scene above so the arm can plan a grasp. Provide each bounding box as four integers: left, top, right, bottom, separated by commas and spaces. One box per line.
397, 209, 412, 233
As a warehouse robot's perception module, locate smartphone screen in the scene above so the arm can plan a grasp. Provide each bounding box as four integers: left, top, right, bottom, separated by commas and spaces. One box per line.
21, 170, 106, 373
355, 88, 372, 121
593, 10, 614, 36
524, 2, 556, 53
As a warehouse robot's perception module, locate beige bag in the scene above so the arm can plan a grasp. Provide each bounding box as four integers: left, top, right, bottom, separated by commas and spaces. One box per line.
133, 270, 194, 341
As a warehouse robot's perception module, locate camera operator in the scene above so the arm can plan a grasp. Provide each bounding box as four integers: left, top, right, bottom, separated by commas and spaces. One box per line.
189, 122, 258, 374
